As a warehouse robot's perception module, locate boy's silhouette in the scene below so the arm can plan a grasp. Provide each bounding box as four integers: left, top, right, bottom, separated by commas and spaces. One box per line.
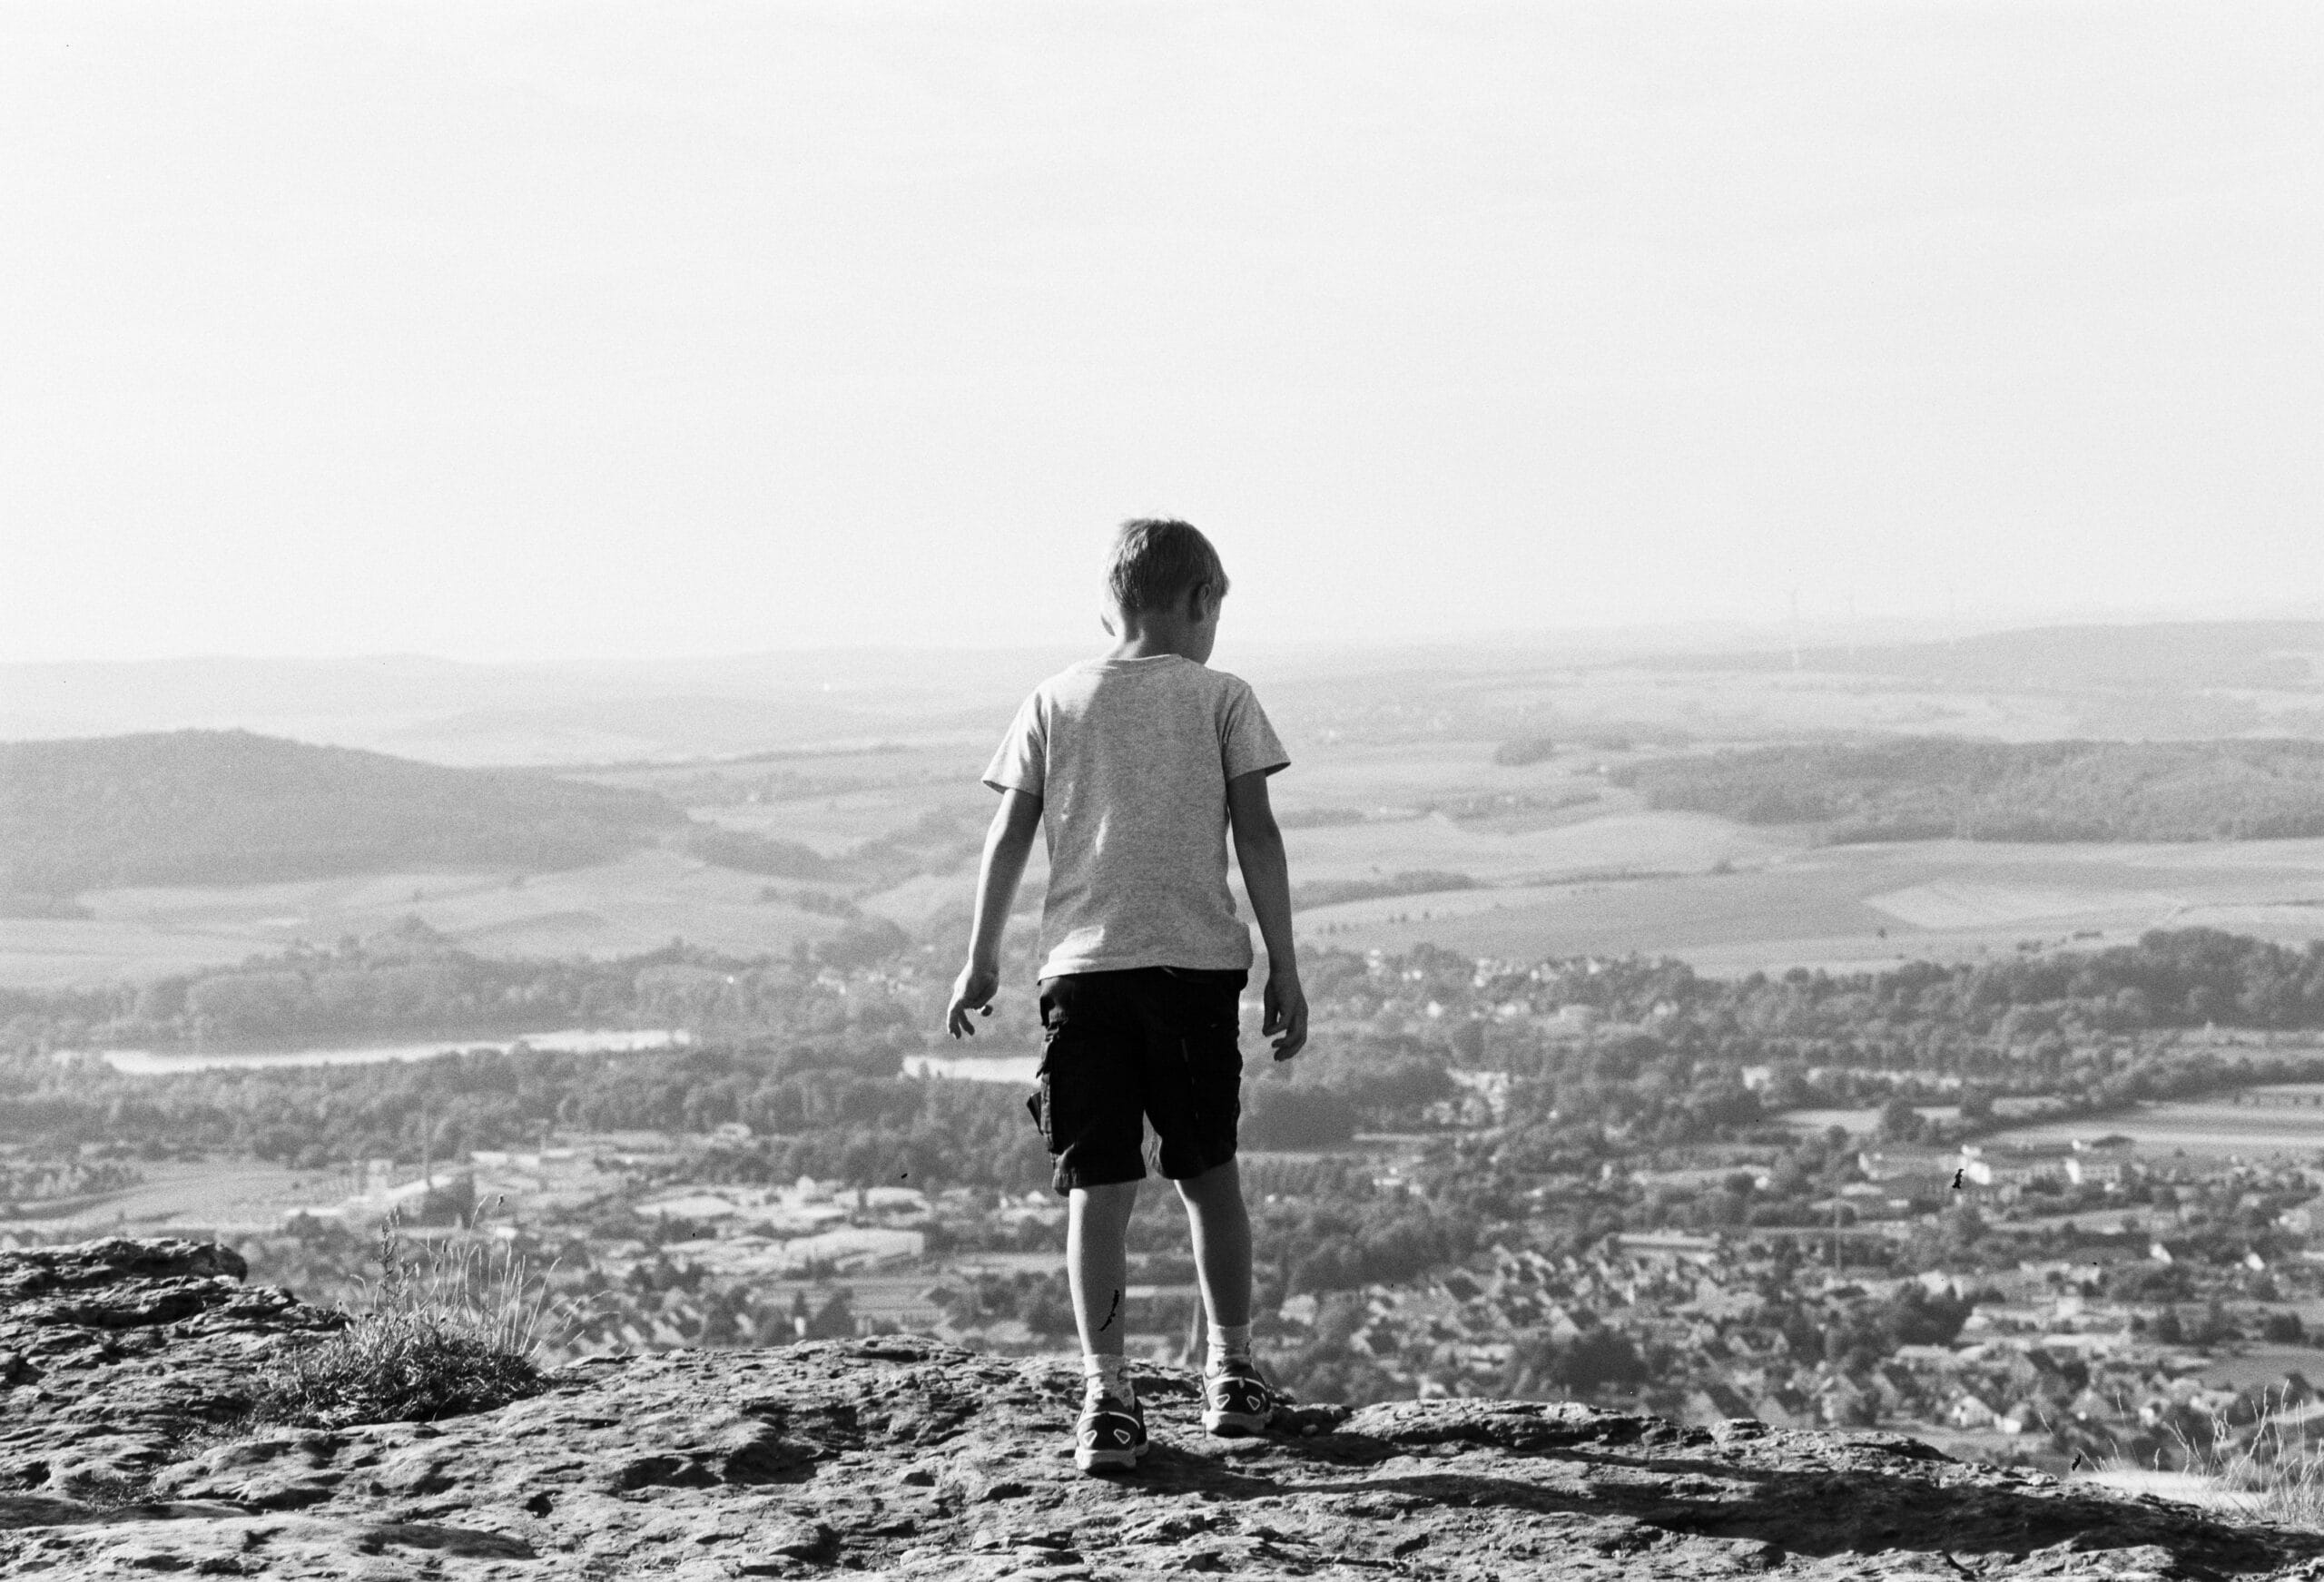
944, 518, 1306, 1472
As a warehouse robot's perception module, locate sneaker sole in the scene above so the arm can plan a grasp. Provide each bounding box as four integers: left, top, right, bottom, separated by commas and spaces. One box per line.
1203, 1410, 1269, 1438
1075, 1440, 1150, 1473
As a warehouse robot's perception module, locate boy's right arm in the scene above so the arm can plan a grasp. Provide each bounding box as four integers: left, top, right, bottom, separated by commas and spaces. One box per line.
945, 787, 1044, 1038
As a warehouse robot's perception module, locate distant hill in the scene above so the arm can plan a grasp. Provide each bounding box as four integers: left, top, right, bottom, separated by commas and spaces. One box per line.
1615, 737, 2324, 842
1637, 621, 2324, 693
0, 730, 682, 898
0, 648, 1085, 766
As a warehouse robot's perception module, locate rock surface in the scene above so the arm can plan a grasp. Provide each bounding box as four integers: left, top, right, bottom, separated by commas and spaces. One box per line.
6, 1240, 2324, 1578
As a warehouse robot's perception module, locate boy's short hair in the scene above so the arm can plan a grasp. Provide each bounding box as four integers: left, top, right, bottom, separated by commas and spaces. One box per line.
1108, 518, 1230, 615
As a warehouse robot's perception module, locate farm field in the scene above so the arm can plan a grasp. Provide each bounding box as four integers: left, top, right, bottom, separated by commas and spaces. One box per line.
599, 742, 991, 855
649, 737, 2324, 977
1280, 807, 1794, 886
1297, 836, 2324, 978
0, 849, 842, 988
1784, 1106, 1965, 1135
1780, 1092, 2083, 1136
1986, 1090, 2324, 1162
11, 801, 2324, 993
10, 692, 2324, 990
0, 1160, 343, 1241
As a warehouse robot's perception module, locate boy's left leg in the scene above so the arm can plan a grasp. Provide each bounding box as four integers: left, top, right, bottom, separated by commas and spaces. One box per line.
1177, 1161, 1274, 1436
1068, 1181, 1139, 1371
1039, 972, 1156, 1471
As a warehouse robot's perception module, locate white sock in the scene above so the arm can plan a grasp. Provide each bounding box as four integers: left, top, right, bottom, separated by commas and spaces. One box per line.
1207, 1321, 1253, 1372
1083, 1352, 1134, 1402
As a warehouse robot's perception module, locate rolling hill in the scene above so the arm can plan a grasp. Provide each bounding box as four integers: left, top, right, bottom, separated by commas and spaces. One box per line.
0, 730, 683, 899
1615, 738, 2324, 842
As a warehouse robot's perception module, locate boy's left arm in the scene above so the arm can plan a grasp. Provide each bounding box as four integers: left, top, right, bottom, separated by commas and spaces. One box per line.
1226, 769, 1307, 1061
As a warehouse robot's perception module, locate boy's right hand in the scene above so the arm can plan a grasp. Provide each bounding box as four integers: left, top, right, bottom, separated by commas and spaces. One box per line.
945, 963, 1000, 1039
1264, 973, 1308, 1062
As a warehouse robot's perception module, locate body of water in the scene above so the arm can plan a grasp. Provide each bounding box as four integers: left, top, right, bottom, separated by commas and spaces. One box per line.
83, 1028, 690, 1075
900, 1052, 1040, 1085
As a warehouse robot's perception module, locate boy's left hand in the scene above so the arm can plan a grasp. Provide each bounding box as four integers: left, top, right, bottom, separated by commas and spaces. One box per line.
1264, 974, 1308, 1062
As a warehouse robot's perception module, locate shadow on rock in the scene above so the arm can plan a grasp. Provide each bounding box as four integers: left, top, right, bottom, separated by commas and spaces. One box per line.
1176, 1423, 2324, 1575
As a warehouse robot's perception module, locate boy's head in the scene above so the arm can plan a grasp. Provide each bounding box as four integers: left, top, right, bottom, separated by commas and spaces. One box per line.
1107, 518, 1229, 624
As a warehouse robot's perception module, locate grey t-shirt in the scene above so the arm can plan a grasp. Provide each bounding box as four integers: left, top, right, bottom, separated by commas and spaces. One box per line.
981, 654, 1288, 978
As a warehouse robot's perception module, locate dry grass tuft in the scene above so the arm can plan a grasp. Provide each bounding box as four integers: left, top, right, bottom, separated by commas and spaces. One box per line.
251, 1209, 586, 1430
2099, 1391, 2324, 1530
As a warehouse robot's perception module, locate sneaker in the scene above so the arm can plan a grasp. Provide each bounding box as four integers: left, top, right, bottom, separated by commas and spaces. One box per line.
1075, 1390, 1148, 1473
1202, 1359, 1275, 1438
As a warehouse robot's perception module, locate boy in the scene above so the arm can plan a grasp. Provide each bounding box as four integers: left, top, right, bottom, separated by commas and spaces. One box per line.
943, 518, 1307, 1474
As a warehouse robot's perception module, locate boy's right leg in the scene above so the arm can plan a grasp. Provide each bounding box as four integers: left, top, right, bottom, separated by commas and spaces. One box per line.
1131, 963, 1274, 1439
1067, 1181, 1145, 1471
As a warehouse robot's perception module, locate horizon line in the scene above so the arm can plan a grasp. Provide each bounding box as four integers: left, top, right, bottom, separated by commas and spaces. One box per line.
6, 607, 2324, 671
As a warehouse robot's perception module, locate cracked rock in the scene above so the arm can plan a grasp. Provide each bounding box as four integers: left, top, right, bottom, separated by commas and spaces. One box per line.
3, 1237, 2321, 1579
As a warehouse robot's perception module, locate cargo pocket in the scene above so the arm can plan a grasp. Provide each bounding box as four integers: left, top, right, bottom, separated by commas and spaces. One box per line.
1027, 1026, 1061, 1152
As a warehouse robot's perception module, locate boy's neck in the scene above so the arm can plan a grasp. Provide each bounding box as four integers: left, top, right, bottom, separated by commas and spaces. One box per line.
1107, 596, 1218, 664
1107, 631, 1203, 663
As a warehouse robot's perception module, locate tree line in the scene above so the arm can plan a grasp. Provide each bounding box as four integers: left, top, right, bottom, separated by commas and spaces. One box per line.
1614, 737, 2324, 842
10, 925, 2324, 1199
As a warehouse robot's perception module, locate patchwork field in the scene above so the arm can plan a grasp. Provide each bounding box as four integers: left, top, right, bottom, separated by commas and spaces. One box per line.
1297, 837, 2324, 978
1784, 1106, 1964, 1135
0, 1160, 343, 1240
12, 738, 2324, 989
8, 651, 2324, 991
0, 849, 846, 988
1988, 1092, 2324, 1163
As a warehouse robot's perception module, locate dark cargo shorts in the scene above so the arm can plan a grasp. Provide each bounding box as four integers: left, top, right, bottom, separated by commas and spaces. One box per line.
1028, 966, 1247, 1194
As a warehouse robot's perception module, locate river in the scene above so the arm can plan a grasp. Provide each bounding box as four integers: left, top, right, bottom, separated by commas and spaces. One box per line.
80, 1028, 690, 1075
899, 1052, 1040, 1084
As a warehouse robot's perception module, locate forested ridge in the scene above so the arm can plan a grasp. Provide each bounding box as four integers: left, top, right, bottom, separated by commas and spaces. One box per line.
0, 729, 680, 899
0, 728, 1000, 918
1615, 737, 2324, 841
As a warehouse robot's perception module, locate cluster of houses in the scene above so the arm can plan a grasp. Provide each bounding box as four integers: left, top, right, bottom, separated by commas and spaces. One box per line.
1264, 1229, 2321, 1465
633, 1174, 933, 1277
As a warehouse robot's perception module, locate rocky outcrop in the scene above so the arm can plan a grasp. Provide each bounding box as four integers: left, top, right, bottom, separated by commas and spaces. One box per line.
5, 1239, 2323, 1578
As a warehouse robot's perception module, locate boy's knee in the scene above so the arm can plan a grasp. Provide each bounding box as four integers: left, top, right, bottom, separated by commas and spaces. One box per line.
1070, 1181, 1140, 1223
1173, 1158, 1244, 1206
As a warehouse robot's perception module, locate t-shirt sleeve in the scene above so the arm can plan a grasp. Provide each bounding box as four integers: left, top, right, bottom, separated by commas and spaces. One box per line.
1220, 682, 1290, 781
980, 692, 1047, 797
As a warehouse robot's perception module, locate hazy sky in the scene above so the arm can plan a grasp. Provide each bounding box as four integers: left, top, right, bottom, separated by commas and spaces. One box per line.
4, 2, 2317, 663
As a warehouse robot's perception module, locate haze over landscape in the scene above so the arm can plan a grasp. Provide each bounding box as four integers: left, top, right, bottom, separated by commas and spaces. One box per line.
4, 619, 2324, 991
7, 4, 2324, 1560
